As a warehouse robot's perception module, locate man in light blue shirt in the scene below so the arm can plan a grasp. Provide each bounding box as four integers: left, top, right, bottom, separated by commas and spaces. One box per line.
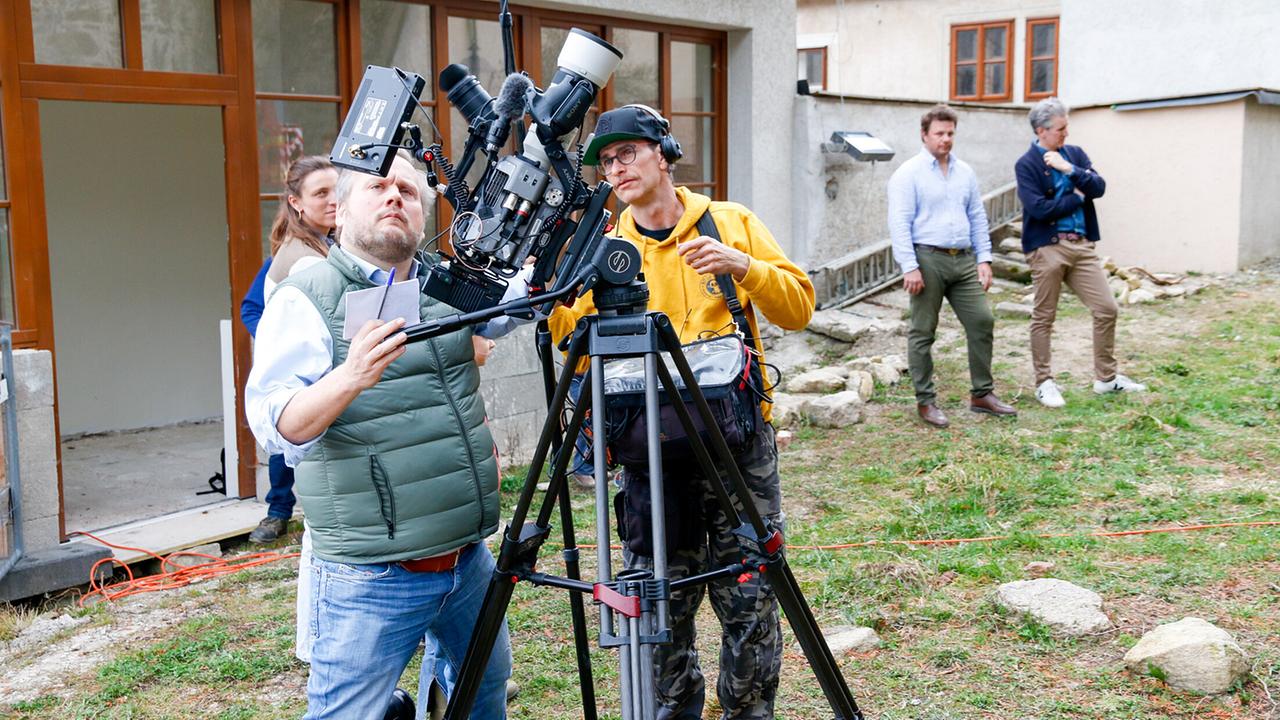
887, 104, 1015, 428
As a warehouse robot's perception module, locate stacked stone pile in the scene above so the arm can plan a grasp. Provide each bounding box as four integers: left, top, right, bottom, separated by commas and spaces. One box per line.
988, 236, 1214, 316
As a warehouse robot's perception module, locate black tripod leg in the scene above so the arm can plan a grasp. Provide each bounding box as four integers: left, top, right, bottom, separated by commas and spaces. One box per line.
442, 329, 593, 720
651, 317, 864, 720
536, 322, 598, 719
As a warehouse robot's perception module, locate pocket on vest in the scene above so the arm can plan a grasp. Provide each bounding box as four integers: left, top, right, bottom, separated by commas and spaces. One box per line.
369, 454, 397, 539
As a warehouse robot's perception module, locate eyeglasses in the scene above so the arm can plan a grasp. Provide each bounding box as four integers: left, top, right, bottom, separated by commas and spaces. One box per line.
596, 143, 649, 173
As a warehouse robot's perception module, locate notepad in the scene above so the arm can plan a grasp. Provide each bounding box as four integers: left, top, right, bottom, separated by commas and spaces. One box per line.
341, 280, 421, 340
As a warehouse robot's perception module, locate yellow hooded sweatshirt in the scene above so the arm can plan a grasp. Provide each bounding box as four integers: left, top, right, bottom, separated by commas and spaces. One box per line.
547, 187, 815, 422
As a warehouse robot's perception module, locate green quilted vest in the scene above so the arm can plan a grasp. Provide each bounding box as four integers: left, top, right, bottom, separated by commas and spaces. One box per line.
281, 246, 500, 564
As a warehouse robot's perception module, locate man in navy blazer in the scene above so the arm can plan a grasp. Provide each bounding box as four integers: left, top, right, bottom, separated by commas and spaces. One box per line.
1015, 97, 1145, 408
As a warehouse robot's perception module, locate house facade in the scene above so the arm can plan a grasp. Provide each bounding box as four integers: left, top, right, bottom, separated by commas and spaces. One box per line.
792, 0, 1054, 268
1060, 0, 1280, 272
794, 0, 1280, 274
0, 0, 795, 554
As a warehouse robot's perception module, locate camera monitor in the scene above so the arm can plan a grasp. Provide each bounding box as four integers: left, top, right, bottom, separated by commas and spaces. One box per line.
331, 66, 426, 176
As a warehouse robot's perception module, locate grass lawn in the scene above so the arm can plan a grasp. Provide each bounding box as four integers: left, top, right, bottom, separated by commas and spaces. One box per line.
3, 280, 1278, 719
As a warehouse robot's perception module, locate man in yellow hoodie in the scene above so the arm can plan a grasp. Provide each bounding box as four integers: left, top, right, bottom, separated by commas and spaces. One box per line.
548, 105, 814, 720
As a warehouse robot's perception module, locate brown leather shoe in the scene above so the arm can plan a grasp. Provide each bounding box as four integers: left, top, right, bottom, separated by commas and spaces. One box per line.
917, 403, 950, 428
970, 392, 1017, 417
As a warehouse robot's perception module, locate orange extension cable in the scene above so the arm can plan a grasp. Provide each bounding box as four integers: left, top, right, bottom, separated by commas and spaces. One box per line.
71, 520, 1279, 606
70, 530, 299, 607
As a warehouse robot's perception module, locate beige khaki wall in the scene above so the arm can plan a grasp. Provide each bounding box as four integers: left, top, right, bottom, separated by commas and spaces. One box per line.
796, 0, 1059, 103
1238, 99, 1280, 268
1068, 102, 1244, 273
1061, 0, 1280, 108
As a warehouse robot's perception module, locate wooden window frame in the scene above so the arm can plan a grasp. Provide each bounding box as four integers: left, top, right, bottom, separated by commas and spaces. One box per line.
798, 46, 827, 92
1024, 16, 1059, 101
950, 20, 1013, 103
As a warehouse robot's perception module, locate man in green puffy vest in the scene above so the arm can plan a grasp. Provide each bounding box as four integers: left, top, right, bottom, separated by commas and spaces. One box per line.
246, 151, 511, 719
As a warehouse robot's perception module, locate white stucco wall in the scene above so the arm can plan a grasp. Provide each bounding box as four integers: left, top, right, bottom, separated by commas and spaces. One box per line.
1060, 0, 1280, 107
1068, 102, 1245, 273
792, 96, 1027, 267
796, 0, 1059, 104
1238, 98, 1280, 268
42, 101, 230, 434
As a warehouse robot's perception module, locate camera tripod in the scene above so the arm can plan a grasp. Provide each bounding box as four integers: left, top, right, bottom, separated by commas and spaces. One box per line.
436, 276, 866, 720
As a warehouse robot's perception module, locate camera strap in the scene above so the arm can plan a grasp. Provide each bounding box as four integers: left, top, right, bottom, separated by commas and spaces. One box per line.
693, 210, 756, 352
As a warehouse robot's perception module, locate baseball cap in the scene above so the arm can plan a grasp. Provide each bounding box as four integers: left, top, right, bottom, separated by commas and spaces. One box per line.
582, 106, 667, 165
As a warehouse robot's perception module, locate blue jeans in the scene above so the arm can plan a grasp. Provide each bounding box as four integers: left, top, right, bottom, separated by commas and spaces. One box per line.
265, 453, 296, 519
304, 543, 512, 720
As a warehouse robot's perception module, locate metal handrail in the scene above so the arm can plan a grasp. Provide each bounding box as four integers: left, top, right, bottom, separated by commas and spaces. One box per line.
0, 323, 22, 582
810, 181, 1022, 309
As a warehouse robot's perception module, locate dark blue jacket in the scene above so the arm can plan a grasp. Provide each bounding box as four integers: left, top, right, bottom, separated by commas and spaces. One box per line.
1015, 143, 1106, 253
239, 259, 271, 338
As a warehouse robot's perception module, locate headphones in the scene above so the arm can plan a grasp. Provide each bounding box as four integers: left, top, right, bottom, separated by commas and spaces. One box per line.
622, 103, 684, 164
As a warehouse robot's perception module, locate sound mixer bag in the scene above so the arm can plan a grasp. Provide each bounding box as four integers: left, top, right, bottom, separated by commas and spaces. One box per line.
601, 333, 764, 467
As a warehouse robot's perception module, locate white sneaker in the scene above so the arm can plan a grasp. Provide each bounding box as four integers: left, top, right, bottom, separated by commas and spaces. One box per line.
1094, 374, 1147, 394
1036, 379, 1066, 408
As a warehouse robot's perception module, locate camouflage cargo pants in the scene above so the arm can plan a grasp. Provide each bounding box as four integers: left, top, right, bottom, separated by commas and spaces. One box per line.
621, 423, 784, 720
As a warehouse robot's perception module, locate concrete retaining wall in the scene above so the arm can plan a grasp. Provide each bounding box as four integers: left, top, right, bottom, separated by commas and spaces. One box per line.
791, 95, 1028, 267
10, 350, 61, 550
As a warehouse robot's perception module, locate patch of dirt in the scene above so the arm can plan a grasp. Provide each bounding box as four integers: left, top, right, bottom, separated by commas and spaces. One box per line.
1, 578, 230, 704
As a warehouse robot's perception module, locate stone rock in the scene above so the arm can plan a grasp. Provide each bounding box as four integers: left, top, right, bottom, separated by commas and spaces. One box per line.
998, 237, 1021, 253
765, 333, 820, 377
774, 429, 794, 451
803, 391, 865, 428
770, 392, 809, 429
845, 370, 874, 402
1124, 617, 1250, 695
995, 578, 1113, 636
991, 256, 1032, 283
807, 310, 879, 343
986, 285, 1004, 295
1006, 251, 1026, 262
1108, 278, 1129, 296
869, 362, 901, 386
825, 626, 882, 654
1163, 284, 1187, 298
1127, 289, 1157, 304
844, 357, 874, 373
995, 301, 1034, 318
1021, 293, 1036, 304
785, 366, 850, 394
1023, 561, 1056, 577
880, 354, 909, 374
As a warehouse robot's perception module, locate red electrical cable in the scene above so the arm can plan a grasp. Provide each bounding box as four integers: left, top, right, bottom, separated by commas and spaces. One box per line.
70, 530, 300, 607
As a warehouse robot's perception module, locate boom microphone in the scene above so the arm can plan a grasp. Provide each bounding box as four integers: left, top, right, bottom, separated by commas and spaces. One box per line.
486, 73, 534, 153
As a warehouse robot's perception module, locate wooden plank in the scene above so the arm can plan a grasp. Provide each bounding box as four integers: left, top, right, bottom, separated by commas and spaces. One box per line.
68, 499, 290, 565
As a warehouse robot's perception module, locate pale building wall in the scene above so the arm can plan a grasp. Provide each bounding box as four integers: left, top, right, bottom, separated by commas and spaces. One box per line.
796, 0, 1059, 103
1238, 98, 1280, 268
41, 101, 229, 434
792, 95, 1027, 267
1067, 102, 1245, 273
1061, 0, 1280, 108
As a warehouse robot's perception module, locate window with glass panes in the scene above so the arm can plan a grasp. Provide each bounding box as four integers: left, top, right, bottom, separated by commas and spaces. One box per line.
950, 20, 1013, 102
1025, 18, 1059, 100
359, 0, 438, 240
253, 0, 342, 258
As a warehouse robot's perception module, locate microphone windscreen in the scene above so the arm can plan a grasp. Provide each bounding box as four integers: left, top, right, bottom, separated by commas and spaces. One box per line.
439, 64, 470, 92
495, 73, 533, 119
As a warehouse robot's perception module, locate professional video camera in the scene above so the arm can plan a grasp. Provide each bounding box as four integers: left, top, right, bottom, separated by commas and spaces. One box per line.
331, 25, 626, 317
